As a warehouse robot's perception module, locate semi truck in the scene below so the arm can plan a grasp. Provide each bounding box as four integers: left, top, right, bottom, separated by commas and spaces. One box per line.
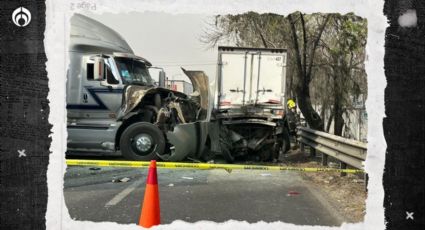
67, 14, 211, 161
211, 46, 291, 162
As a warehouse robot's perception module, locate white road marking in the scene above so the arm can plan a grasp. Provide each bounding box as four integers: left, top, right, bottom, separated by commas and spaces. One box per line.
105, 179, 144, 207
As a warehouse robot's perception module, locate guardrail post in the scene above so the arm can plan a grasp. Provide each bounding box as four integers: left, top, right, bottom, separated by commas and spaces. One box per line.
364, 173, 369, 192
310, 147, 316, 157
340, 162, 347, 176
321, 153, 328, 166
300, 142, 305, 153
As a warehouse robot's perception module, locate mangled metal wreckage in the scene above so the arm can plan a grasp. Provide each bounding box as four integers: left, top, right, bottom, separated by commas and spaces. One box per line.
106, 67, 290, 163
115, 69, 211, 161
66, 14, 213, 161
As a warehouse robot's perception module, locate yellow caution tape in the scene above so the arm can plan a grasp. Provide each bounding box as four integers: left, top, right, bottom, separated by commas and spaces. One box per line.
66, 159, 364, 174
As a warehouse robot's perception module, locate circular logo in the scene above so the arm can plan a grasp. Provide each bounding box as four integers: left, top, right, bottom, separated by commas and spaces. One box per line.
12, 7, 31, 27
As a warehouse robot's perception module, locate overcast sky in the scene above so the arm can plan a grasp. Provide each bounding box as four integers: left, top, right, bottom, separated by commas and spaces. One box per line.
84, 11, 218, 82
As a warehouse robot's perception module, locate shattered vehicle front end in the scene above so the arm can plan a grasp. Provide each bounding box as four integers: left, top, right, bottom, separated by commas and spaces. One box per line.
117, 69, 211, 161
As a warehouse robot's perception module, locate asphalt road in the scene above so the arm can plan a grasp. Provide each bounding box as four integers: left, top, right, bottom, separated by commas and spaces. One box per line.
64, 165, 343, 226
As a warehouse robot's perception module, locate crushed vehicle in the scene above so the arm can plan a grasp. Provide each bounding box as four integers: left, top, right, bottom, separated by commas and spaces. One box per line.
208, 46, 291, 162
67, 14, 211, 161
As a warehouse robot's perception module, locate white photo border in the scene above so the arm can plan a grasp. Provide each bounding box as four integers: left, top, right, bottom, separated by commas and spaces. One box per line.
45, 0, 387, 229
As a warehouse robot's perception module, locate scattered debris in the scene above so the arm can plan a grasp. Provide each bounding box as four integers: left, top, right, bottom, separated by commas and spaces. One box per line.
260, 173, 272, 177
182, 176, 194, 180
328, 162, 339, 168
120, 177, 130, 182
353, 179, 365, 183
112, 177, 131, 183
287, 191, 301, 196
187, 157, 202, 163
224, 169, 232, 174
89, 167, 101, 171
168, 183, 174, 187
280, 149, 366, 222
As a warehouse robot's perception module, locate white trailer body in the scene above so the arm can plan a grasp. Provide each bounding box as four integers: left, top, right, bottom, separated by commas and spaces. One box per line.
217, 47, 287, 109
213, 46, 290, 162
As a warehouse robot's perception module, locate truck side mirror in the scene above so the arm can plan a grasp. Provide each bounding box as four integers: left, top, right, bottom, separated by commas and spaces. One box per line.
158, 70, 166, 87
93, 57, 105, 81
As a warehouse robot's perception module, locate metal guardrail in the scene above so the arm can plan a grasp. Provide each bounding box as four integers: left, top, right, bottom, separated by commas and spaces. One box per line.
297, 126, 367, 170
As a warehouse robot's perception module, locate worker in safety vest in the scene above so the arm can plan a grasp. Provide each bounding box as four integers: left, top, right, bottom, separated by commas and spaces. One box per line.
286, 99, 298, 135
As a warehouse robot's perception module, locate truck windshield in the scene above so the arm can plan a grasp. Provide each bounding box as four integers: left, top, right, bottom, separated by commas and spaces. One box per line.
115, 57, 154, 86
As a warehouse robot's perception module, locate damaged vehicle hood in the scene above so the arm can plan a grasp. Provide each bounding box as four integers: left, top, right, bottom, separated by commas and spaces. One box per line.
117, 86, 187, 120
117, 69, 210, 121
180, 68, 209, 112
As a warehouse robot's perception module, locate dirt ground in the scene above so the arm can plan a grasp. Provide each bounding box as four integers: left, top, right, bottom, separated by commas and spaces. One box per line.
280, 148, 367, 223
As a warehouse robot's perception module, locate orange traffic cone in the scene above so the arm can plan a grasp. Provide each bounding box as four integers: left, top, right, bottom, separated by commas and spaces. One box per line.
138, 160, 161, 228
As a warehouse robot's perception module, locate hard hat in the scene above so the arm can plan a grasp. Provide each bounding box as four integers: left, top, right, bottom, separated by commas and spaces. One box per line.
287, 99, 296, 109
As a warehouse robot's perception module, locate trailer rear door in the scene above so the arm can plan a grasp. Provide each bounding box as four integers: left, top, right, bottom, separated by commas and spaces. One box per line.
218, 52, 247, 106
218, 47, 287, 108
254, 53, 287, 104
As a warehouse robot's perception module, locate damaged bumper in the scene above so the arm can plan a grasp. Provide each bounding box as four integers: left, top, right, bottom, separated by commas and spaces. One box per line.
157, 121, 209, 161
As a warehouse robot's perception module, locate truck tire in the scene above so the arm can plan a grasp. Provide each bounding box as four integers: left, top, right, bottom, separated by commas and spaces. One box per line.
120, 122, 165, 161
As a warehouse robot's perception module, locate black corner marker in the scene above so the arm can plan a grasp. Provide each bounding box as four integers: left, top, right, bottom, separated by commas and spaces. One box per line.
0, 1, 51, 230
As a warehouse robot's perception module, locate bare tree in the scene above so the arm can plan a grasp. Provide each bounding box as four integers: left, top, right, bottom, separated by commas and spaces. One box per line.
200, 12, 367, 134
312, 13, 367, 135
287, 13, 330, 130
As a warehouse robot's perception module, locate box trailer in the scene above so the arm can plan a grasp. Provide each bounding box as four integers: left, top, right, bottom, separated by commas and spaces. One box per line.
211, 46, 291, 162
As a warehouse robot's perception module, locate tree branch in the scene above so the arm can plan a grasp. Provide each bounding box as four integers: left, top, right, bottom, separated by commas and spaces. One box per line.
306, 14, 331, 83
251, 19, 269, 48
288, 14, 304, 91
300, 13, 307, 85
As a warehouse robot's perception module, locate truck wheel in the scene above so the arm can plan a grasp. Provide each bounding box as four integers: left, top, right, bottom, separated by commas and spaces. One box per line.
120, 122, 165, 161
